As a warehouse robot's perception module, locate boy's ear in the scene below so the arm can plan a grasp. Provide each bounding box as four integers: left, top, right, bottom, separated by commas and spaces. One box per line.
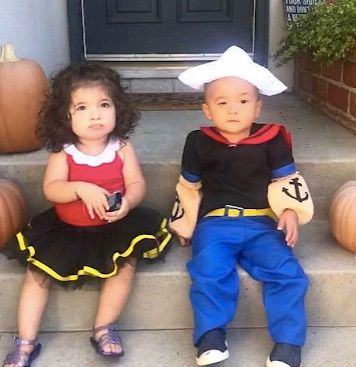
202, 103, 212, 120
255, 99, 263, 119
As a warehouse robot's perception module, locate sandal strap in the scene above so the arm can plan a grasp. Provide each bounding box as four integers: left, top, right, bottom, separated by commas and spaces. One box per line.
3, 350, 29, 367
3, 337, 40, 367
93, 323, 122, 353
97, 332, 122, 348
14, 336, 38, 347
93, 322, 119, 334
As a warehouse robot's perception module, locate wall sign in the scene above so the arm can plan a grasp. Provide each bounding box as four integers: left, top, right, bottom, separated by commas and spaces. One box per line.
283, 0, 323, 21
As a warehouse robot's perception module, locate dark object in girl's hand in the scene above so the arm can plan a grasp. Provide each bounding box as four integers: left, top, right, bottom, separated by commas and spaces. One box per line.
106, 192, 122, 212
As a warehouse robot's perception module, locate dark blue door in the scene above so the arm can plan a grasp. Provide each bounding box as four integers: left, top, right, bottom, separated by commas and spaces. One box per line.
80, 0, 256, 60
68, 0, 269, 64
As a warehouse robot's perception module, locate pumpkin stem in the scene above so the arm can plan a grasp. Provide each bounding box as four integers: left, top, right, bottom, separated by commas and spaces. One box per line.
0, 43, 20, 63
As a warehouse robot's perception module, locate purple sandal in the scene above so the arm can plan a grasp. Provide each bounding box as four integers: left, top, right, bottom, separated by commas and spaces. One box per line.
2, 337, 41, 367
90, 323, 124, 357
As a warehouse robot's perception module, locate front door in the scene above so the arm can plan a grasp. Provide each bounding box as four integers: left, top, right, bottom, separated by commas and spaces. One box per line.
68, 0, 269, 63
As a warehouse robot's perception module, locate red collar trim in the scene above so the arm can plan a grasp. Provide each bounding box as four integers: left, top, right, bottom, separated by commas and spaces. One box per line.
200, 123, 292, 148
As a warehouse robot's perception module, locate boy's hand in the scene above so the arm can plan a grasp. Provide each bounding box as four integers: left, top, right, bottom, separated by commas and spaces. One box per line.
277, 209, 299, 247
177, 235, 191, 247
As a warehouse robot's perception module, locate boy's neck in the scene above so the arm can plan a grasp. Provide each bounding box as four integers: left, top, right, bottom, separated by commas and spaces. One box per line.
215, 128, 251, 144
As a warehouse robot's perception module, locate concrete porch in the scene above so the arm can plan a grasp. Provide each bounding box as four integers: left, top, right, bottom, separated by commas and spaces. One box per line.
1, 93, 356, 366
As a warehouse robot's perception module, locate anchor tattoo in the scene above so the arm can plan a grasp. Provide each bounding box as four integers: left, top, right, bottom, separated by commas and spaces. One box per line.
170, 194, 185, 222
282, 177, 309, 203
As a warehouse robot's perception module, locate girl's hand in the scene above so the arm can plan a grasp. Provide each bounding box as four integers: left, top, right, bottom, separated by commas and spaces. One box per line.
104, 196, 131, 223
277, 209, 299, 247
76, 183, 110, 219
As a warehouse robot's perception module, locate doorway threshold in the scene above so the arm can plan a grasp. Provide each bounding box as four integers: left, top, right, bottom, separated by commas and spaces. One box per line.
101, 62, 202, 93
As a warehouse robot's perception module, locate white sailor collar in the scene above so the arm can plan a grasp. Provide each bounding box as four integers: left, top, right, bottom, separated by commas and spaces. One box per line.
64, 139, 121, 167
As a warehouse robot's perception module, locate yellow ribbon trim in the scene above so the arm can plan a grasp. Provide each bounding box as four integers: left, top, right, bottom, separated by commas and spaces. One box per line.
204, 207, 276, 220
16, 218, 172, 282
142, 219, 172, 259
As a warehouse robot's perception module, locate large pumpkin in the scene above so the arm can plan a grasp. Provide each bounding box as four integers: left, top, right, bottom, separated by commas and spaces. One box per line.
0, 179, 28, 249
0, 43, 48, 153
329, 181, 356, 253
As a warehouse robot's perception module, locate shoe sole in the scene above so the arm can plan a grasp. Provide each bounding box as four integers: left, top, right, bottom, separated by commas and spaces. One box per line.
196, 349, 229, 366
266, 357, 302, 367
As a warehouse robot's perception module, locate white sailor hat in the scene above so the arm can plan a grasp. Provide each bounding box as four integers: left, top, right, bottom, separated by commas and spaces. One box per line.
178, 46, 287, 96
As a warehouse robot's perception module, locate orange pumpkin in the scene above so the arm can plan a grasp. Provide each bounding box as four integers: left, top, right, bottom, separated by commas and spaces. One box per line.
0, 43, 48, 153
0, 179, 28, 249
329, 181, 356, 253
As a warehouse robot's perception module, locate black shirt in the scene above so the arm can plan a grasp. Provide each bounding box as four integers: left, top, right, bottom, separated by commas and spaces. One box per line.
181, 123, 295, 217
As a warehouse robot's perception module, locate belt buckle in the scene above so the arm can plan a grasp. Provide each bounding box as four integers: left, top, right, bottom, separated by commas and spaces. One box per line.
224, 205, 244, 217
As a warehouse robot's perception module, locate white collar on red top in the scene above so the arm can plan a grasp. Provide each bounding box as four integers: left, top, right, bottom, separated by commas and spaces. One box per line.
64, 139, 121, 167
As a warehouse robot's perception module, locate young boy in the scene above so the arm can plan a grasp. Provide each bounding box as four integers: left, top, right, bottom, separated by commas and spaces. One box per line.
169, 46, 314, 367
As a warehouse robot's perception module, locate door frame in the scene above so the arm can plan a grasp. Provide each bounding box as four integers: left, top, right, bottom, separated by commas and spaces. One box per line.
67, 0, 269, 65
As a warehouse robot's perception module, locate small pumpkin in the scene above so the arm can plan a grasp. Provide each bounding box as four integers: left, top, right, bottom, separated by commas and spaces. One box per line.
0, 43, 48, 153
329, 181, 356, 253
0, 179, 28, 249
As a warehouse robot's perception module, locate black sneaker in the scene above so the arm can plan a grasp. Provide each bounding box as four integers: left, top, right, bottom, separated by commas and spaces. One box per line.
196, 328, 229, 366
266, 343, 302, 367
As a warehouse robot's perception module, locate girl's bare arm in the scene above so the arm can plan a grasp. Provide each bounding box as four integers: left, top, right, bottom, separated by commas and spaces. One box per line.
43, 151, 110, 218
120, 141, 146, 209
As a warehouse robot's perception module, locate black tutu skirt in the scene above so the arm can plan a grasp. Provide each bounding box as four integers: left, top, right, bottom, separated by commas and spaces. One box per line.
5, 207, 172, 286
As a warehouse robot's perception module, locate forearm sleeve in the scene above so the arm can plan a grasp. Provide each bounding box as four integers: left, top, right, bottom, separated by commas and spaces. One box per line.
169, 176, 202, 239
268, 172, 314, 225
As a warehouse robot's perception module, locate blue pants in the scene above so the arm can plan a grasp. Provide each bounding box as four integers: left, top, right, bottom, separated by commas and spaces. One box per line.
187, 216, 309, 346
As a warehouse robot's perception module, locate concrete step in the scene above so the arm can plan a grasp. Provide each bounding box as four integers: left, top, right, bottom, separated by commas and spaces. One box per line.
108, 62, 195, 93
1, 221, 356, 332
0, 94, 356, 220
1, 327, 356, 367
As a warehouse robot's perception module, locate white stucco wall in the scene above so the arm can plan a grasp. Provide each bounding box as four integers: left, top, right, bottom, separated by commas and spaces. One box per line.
0, 0, 70, 76
269, 0, 294, 90
0, 1, 293, 88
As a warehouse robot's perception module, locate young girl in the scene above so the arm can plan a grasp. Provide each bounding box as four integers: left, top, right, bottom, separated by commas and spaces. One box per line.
2, 62, 171, 367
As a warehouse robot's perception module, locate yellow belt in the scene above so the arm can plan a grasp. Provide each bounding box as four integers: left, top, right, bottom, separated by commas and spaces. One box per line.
204, 206, 276, 220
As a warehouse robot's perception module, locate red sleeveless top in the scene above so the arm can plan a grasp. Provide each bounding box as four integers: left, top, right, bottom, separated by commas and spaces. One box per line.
55, 144, 125, 227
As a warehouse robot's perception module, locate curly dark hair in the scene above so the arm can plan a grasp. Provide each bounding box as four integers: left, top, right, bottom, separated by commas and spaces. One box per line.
37, 61, 140, 152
